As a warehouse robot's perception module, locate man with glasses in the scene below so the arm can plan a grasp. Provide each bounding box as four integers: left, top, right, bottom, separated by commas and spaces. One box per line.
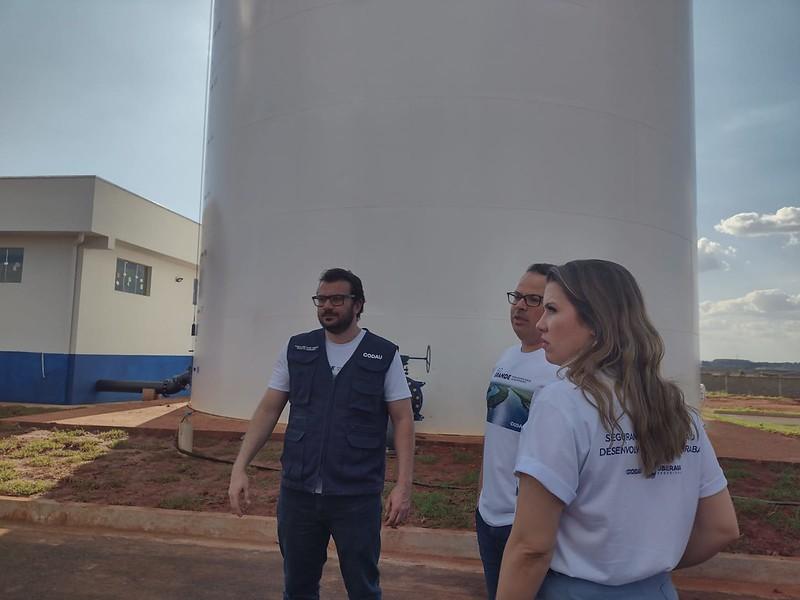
476, 263, 560, 600
229, 268, 414, 599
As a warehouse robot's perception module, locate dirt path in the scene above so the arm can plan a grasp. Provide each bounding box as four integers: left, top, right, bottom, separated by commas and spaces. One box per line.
706, 421, 800, 463
2, 521, 792, 600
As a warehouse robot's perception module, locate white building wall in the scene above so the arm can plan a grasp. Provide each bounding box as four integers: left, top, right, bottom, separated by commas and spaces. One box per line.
73, 241, 196, 356
0, 234, 78, 354
92, 178, 199, 266
0, 177, 94, 232
1, 176, 199, 404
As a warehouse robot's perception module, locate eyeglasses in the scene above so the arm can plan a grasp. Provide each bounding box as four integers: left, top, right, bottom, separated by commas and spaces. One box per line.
507, 291, 543, 307
312, 294, 356, 307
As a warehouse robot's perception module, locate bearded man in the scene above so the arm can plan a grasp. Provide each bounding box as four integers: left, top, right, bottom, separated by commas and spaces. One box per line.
229, 268, 414, 600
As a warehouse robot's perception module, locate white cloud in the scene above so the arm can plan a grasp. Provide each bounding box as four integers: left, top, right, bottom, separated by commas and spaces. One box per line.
697, 237, 736, 272
699, 289, 800, 361
714, 206, 800, 238
700, 289, 800, 317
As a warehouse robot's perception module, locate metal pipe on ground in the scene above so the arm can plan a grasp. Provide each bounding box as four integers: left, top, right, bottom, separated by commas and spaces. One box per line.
95, 369, 192, 396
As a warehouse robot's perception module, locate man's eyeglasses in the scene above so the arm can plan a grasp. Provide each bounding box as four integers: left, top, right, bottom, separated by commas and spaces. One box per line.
312, 294, 356, 307
507, 291, 543, 307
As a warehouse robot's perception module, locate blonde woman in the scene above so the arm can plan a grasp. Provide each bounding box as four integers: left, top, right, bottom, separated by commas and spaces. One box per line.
496, 260, 739, 599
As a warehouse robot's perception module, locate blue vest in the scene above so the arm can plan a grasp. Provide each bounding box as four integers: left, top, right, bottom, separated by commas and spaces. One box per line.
281, 328, 397, 495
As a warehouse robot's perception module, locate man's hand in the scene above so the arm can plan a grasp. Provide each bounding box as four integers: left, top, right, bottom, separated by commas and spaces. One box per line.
227, 388, 289, 517
228, 467, 251, 517
384, 482, 412, 527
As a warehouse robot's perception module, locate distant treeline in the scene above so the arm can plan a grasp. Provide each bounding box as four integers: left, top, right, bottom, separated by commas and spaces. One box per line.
701, 359, 800, 375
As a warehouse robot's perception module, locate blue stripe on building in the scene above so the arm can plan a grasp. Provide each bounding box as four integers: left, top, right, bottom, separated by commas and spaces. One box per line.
0, 351, 192, 404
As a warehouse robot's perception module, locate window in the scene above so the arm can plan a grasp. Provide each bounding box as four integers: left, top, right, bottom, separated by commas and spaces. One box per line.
0, 247, 24, 283
115, 258, 151, 296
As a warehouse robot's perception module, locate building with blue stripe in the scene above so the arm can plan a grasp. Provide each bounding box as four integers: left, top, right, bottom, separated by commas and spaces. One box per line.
0, 176, 198, 404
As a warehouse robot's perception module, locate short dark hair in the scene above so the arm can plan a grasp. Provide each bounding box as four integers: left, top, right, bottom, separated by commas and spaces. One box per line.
318, 268, 365, 318
526, 263, 555, 277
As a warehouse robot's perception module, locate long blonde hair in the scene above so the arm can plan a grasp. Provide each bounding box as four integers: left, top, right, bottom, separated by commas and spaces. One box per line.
547, 260, 694, 476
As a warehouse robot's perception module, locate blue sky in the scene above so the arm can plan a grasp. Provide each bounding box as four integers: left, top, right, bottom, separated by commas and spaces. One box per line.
1, 0, 797, 361
0, 0, 210, 220
694, 0, 799, 362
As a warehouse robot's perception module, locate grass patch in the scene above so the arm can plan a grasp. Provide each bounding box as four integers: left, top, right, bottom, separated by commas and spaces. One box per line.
765, 471, 800, 502
456, 470, 480, 486
0, 479, 54, 496
158, 494, 203, 511
766, 507, 800, 532
98, 429, 128, 443
0, 437, 19, 453
414, 491, 450, 520
412, 490, 474, 529
704, 412, 800, 438
0, 461, 18, 482
0, 428, 127, 496
7, 438, 62, 458
733, 496, 763, 516
722, 466, 752, 483
26, 455, 56, 467
452, 450, 475, 464
78, 446, 108, 461
706, 392, 795, 401
715, 408, 800, 418
51, 428, 89, 440
416, 454, 439, 465
97, 429, 129, 449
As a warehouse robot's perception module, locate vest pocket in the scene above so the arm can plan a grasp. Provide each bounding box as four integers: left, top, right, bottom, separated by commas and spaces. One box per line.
288, 379, 311, 406
340, 431, 386, 480
281, 428, 305, 480
288, 358, 316, 406
351, 377, 383, 413
343, 430, 384, 480
346, 431, 383, 449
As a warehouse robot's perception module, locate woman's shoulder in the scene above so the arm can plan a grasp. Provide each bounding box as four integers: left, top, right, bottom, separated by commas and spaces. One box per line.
539, 377, 578, 396
536, 377, 611, 424
536, 378, 592, 415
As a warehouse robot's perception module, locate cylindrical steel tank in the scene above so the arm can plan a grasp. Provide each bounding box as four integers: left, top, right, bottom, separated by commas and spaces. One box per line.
192, 0, 697, 434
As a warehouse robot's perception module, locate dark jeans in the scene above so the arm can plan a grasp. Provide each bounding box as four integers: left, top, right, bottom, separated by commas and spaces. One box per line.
538, 570, 678, 599
475, 508, 512, 600
277, 485, 383, 600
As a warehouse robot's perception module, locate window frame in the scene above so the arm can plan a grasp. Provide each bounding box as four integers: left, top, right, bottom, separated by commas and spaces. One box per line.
114, 257, 152, 297
0, 247, 24, 283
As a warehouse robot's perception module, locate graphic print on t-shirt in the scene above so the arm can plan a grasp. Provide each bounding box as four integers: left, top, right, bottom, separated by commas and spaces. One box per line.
486, 380, 532, 432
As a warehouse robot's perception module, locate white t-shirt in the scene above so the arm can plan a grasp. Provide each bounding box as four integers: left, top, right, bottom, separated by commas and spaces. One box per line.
514, 378, 728, 586
478, 346, 560, 526
268, 329, 411, 402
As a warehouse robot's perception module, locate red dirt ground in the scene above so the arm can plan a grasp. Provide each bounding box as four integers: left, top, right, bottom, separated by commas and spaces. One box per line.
38, 432, 482, 530
705, 395, 800, 414
720, 457, 800, 556
704, 420, 800, 463
25, 430, 798, 556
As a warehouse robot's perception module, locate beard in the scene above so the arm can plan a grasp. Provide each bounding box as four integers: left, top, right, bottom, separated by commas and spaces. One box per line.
319, 309, 355, 334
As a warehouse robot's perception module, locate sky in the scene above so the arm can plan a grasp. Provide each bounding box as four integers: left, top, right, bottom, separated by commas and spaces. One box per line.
0, 0, 211, 220
693, 0, 799, 362
0, 0, 797, 362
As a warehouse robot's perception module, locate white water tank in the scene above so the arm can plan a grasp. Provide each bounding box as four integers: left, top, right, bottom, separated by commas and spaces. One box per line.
192, 0, 697, 434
